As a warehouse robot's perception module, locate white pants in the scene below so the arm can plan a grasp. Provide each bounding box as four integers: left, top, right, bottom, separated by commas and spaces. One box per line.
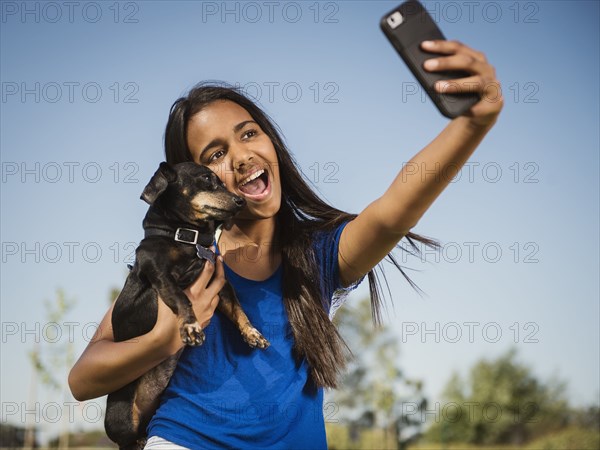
144, 435, 191, 449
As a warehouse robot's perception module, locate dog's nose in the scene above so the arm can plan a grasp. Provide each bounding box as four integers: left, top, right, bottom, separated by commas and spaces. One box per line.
234, 196, 245, 207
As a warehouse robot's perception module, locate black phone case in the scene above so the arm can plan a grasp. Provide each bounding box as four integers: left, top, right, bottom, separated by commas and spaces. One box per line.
380, 0, 480, 118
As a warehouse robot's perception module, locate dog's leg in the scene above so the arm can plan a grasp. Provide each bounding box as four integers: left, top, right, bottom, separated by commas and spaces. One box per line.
119, 439, 146, 450
131, 351, 182, 442
217, 282, 270, 349
144, 270, 205, 346
105, 383, 139, 446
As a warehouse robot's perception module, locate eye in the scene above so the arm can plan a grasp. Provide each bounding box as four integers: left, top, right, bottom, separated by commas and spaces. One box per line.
208, 149, 225, 162
242, 129, 257, 139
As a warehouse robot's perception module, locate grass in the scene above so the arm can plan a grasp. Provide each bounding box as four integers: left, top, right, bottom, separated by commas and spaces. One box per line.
326, 423, 398, 449
326, 424, 600, 450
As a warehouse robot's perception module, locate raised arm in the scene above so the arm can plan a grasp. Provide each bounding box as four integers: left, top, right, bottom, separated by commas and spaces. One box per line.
68, 258, 225, 401
338, 40, 504, 286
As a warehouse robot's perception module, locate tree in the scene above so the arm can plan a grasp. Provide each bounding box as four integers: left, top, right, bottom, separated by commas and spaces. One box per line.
27, 289, 76, 450
47, 430, 117, 448
328, 296, 426, 449
424, 348, 570, 446
0, 423, 39, 448
108, 286, 121, 304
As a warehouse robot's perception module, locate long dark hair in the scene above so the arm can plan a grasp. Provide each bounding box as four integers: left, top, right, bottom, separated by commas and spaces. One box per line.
164, 81, 440, 388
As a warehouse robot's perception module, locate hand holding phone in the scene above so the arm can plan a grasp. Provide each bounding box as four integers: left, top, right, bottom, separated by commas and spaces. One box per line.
380, 0, 480, 118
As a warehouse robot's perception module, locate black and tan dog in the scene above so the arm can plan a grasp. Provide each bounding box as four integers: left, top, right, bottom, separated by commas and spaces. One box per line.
104, 162, 270, 450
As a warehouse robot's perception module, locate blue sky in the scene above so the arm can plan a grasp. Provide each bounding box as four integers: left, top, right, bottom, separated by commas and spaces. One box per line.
1, 0, 599, 442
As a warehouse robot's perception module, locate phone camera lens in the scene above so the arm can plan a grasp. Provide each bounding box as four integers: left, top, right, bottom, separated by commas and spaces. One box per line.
387, 12, 403, 29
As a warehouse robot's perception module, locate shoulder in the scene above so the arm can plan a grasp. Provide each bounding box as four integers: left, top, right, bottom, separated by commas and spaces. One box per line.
311, 221, 349, 254
310, 221, 363, 315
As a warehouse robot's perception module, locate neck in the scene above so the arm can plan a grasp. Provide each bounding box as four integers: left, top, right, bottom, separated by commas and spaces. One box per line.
224, 217, 278, 248
219, 217, 281, 279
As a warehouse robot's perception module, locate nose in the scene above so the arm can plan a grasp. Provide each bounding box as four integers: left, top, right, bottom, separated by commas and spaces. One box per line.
233, 148, 254, 172
233, 196, 245, 207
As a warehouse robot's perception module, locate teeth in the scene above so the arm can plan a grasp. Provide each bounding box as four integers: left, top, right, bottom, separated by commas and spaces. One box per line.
239, 169, 265, 186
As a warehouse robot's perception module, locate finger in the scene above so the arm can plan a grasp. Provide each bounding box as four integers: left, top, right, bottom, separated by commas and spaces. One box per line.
433, 75, 490, 95
434, 77, 503, 118
421, 40, 487, 63
469, 83, 505, 116
184, 259, 215, 297
434, 77, 503, 105
199, 256, 216, 279
423, 53, 492, 76
210, 294, 220, 309
206, 256, 226, 294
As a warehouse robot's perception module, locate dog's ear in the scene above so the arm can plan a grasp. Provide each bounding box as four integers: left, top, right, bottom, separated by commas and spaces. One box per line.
140, 162, 177, 205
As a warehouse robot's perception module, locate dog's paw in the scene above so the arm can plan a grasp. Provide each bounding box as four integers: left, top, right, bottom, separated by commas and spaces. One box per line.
181, 322, 205, 346
241, 327, 270, 349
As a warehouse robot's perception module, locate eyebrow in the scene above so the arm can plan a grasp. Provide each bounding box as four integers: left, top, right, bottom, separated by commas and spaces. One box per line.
198, 120, 258, 160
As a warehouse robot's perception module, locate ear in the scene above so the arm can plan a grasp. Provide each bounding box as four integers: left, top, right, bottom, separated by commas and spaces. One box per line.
140, 162, 177, 205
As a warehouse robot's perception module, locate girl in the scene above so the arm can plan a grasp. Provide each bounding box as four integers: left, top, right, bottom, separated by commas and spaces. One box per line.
69, 39, 503, 449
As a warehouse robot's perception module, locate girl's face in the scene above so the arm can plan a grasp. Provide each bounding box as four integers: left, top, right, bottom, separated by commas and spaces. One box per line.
186, 100, 282, 221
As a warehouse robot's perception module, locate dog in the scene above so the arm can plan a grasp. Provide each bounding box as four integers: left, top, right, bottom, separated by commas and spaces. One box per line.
104, 162, 270, 450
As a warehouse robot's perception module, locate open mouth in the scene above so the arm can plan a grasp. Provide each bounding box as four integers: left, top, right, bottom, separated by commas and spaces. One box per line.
238, 169, 270, 201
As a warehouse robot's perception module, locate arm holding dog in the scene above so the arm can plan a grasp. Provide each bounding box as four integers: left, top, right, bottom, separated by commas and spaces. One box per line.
68, 258, 225, 401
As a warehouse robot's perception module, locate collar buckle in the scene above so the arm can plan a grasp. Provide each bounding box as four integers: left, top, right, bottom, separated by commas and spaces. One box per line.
174, 228, 199, 245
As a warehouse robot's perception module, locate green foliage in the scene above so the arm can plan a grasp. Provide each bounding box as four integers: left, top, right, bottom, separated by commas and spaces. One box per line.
524, 426, 600, 450
329, 296, 426, 447
28, 288, 76, 390
47, 430, 117, 448
423, 348, 570, 446
109, 286, 121, 304
26, 289, 78, 449
0, 423, 37, 448
409, 443, 524, 449
326, 423, 398, 449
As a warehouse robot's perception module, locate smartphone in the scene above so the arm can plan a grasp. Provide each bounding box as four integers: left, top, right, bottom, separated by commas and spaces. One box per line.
380, 0, 480, 118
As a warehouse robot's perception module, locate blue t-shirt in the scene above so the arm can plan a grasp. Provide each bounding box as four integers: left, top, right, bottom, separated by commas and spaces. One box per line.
147, 221, 361, 449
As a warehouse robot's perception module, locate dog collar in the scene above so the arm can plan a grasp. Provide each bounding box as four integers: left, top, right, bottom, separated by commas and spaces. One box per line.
195, 244, 215, 264
144, 227, 216, 264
